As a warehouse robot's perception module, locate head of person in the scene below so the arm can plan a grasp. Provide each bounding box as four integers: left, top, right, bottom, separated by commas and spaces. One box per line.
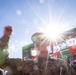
4, 26, 13, 36
31, 33, 50, 58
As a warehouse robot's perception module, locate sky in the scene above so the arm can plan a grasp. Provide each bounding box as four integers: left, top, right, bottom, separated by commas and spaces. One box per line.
0, 0, 76, 58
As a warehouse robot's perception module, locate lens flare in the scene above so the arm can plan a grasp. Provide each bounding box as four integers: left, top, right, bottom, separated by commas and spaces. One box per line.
39, 25, 63, 41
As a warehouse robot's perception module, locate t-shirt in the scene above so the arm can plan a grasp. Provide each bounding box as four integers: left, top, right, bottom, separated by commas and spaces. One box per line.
66, 38, 76, 46
46, 46, 52, 54
53, 45, 60, 53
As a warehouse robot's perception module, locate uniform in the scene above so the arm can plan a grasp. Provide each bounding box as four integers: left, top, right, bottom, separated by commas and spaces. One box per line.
53, 45, 60, 58
66, 38, 76, 56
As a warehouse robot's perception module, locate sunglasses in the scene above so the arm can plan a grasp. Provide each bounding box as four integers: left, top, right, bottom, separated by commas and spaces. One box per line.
32, 35, 46, 42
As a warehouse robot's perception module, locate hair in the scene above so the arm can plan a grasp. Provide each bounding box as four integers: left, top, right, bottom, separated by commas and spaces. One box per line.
4, 26, 12, 32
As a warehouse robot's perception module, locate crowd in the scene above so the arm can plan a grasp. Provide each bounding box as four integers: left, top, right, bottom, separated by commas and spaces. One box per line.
0, 26, 76, 75
0, 26, 13, 75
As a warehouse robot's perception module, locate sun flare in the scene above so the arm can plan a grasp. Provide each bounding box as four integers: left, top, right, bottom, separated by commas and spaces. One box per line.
39, 25, 63, 41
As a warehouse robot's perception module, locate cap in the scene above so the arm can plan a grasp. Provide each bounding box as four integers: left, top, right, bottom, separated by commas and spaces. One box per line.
31, 33, 46, 42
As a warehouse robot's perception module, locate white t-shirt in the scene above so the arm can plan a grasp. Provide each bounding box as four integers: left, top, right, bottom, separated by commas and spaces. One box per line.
66, 38, 76, 46
53, 45, 60, 53
31, 49, 37, 56
46, 46, 52, 54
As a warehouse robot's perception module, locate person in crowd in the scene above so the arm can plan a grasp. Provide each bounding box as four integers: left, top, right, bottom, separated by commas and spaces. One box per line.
31, 33, 49, 59
31, 32, 76, 75
53, 43, 60, 58
0, 26, 12, 50
31, 48, 38, 59
0, 26, 13, 65
74, 36, 76, 54
66, 36, 76, 56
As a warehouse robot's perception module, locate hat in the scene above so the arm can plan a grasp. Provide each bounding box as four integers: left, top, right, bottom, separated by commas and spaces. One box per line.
31, 33, 47, 42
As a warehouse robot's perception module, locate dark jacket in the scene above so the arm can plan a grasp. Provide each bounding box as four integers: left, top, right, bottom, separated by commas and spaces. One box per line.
23, 57, 76, 75
36, 57, 76, 75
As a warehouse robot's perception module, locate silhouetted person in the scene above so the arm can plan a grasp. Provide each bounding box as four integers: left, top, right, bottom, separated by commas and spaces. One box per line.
31, 33, 76, 75
0, 26, 12, 65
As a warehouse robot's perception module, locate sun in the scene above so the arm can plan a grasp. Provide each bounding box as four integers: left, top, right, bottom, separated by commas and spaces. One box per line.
45, 27, 60, 40
39, 25, 63, 41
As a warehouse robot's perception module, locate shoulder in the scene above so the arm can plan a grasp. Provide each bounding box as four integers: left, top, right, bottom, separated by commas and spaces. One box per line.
0, 35, 10, 41
49, 58, 66, 65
